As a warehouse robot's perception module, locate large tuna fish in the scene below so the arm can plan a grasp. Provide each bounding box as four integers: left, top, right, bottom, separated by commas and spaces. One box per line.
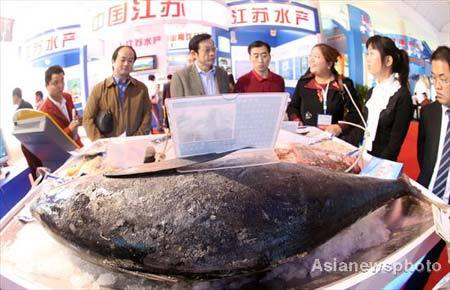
31, 162, 416, 279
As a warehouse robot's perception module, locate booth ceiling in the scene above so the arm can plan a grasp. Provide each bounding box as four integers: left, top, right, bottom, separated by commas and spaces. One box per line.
402, 0, 450, 33
1, 1, 449, 42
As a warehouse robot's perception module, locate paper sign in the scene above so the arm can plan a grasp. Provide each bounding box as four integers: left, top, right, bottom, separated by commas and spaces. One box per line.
317, 114, 332, 126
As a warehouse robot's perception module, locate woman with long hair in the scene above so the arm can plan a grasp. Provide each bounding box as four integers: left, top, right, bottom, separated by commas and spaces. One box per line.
365, 35, 413, 161
286, 43, 362, 146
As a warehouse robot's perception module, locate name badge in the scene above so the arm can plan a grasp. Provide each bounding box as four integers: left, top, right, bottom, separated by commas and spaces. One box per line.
317, 114, 332, 126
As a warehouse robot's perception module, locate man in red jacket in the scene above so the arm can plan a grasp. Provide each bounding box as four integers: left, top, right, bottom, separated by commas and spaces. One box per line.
234, 40, 285, 93
40, 65, 83, 147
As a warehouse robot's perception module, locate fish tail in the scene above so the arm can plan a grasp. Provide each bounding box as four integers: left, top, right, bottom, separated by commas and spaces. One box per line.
399, 174, 430, 203
399, 174, 418, 193
400, 174, 450, 210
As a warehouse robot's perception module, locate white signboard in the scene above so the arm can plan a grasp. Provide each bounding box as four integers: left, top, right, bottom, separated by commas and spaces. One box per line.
166, 93, 289, 157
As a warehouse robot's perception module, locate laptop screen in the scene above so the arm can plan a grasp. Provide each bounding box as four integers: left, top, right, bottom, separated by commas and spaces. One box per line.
166, 92, 289, 157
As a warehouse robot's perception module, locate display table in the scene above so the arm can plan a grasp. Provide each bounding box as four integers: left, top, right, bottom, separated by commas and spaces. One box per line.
0, 132, 442, 289
0, 160, 31, 219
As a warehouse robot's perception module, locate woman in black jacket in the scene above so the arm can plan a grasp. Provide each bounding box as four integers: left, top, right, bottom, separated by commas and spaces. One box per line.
286, 44, 362, 146
365, 35, 413, 161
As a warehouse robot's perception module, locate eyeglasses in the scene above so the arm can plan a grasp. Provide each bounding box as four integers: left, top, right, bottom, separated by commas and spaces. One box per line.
430, 77, 450, 86
199, 47, 216, 54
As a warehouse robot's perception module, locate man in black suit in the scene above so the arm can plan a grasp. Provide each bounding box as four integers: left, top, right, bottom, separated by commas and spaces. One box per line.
12, 87, 33, 109
162, 74, 172, 129
405, 45, 450, 289
417, 46, 450, 203
12, 87, 43, 180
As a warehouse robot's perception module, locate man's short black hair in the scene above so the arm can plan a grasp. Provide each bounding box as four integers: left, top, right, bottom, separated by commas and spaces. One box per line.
248, 40, 271, 55
167, 74, 172, 80
189, 33, 212, 53
35, 91, 43, 98
431, 46, 450, 67
148, 74, 155, 81
12, 87, 22, 99
112, 45, 137, 62
45, 65, 65, 85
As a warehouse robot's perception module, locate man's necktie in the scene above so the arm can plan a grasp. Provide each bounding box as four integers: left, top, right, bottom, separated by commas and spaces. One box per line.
433, 110, 450, 200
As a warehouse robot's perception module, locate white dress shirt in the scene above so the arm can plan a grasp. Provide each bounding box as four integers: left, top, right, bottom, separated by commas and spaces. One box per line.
365, 74, 401, 151
195, 61, 218, 96
146, 80, 158, 97
48, 95, 69, 121
47, 95, 79, 140
428, 105, 450, 203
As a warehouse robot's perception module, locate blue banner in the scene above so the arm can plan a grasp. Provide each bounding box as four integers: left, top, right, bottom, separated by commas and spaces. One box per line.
347, 4, 374, 85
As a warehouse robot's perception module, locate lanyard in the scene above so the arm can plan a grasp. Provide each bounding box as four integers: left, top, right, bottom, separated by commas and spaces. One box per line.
321, 82, 330, 114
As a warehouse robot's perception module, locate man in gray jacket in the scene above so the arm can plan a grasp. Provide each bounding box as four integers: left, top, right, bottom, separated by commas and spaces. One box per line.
170, 33, 229, 97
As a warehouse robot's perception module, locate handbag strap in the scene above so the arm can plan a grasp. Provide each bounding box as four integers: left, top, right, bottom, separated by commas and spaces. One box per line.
101, 79, 109, 113
126, 87, 131, 136
108, 77, 133, 136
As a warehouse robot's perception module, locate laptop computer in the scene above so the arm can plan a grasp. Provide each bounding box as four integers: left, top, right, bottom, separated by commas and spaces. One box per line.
165, 92, 289, 157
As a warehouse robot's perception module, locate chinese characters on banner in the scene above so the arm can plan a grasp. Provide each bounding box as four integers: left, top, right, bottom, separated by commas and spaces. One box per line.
229, 3, 318, 33
168, 32, 206, 49
92, 0, 186, 31
394, 37, 407, 50
23, 28, 80, 60
121, 35, 162, 47
385, 34, 424, 60
91, 1, 317, 33
406, 38, 424, 58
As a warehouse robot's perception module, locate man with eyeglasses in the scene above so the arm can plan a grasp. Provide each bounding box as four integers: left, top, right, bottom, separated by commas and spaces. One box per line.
405, 45, 450, 290
417, 45, 450, 204
170, 33, 229, 97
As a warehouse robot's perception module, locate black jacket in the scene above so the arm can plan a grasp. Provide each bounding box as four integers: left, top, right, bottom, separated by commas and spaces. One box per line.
286, 76, 363, 145
17, 99, 33, 110
366, 85, 413, 161
417, 101, 443, 187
